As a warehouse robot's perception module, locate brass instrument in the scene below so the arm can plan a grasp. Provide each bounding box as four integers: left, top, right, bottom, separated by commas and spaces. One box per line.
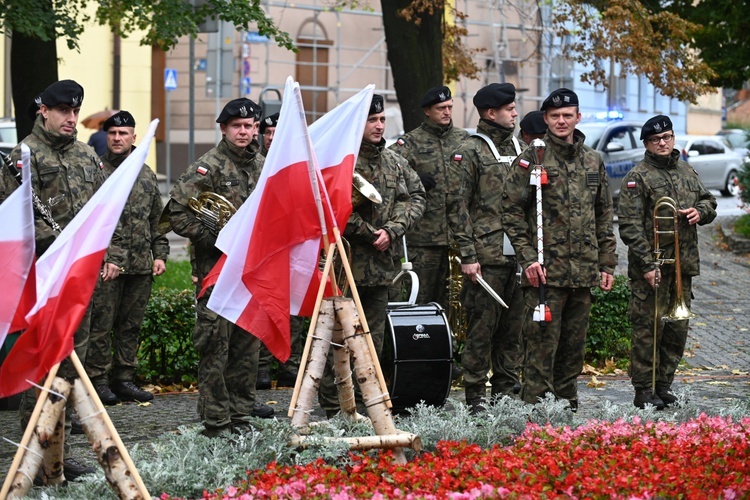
1, 151, 61, 232
352, 171, 382, 207
447, 247, 467, 342
651, 196, 695, 391
188, 191, 237, 235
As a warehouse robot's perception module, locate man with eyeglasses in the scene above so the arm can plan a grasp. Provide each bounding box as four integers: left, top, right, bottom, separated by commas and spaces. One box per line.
618, 115, 716, 410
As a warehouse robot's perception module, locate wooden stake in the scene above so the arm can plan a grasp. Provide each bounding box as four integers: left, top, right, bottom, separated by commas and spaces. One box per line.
69, 350, 151, 500
290, 299, 335, 428
0, 363, 61, 499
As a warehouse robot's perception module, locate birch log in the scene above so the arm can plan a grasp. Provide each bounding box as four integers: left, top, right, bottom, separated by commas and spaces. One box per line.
289, 432, 422, 452
331, 314, 357, 419
70, 378, 142, 500
8, 377, 70, 499
334, 297, 408, 464
39, 404, 66, 485
290, 299, 335, 428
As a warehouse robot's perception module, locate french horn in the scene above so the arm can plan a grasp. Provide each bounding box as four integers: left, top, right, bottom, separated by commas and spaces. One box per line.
188, 191, 237, 235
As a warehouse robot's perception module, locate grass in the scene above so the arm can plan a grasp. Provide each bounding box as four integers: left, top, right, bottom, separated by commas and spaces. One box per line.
153, 259, 194, 291
734, 213, 750, 238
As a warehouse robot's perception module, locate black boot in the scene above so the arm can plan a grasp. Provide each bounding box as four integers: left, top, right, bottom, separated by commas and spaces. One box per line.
276, 370, 297, 388
634, 389, 665, 410
256, 369, 272, 390
71, 410, 84, 435
94, 384, 120, 406
63, 457, 96, 481
656, 386, 678, 406
466, 398, 486, 415
251, 402, 274, 418
112, 381, 154, 402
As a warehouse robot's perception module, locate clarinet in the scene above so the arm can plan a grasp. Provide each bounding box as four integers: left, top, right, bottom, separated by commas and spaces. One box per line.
2, 150, 62, 232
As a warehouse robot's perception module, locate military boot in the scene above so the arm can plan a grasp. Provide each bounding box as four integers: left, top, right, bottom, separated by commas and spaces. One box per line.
256, 369, 272, 390
276, 369, 297, 388
95, 384, 120, 406
63, 457, 96, 481
634, 389, 665, 410
656, 385, 678, 406
112, 381, 154, 403
251, 402, 274, 418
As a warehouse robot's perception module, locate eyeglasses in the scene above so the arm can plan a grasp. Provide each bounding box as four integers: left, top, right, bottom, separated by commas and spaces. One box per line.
647, 133, 674, 145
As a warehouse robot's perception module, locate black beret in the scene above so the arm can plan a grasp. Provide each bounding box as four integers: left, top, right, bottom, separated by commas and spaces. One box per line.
216, 98, 258, 124
259, 112, 279, 134
103, 110, 136, 131
40, 80, 84, 109
472, 83, 515, 110
519, 111, 547, 135
27, 94, 42, 121
420, 85, 452, 108
640, 114, 673, 140
369, 94, 385, 115
540, 88, 578, 111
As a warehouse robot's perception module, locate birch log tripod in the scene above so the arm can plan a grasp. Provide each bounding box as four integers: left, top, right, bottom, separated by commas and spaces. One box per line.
0, 352, 151, 500
287, 228, 421, 463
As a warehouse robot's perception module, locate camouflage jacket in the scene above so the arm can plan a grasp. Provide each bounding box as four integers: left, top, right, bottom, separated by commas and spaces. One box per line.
11, 117, 105, 255
102, 148, 170, 274
165, 138, 264, 281
502, 129, 617, 288
346, 140, 426, 286
388, 118, 469, 247
617, 149, 716, 280
447, 120, 525, 266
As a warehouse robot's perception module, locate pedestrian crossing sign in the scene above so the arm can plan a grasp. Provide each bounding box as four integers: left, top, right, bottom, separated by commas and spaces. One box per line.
164, 69, 178, 91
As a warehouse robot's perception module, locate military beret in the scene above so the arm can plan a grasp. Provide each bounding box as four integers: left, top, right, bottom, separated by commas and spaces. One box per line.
519, 111, 547, 135
369, 94, 385, 115
472, 83, 515, 110
27, 94, 42, 121
216, 98, 259, 124
540, 88, 578, 111
420, 85, 452, 108
640, 114, 673, 140
40, 80, 84, 109
260, 112, 279, 134
103, 110, 136, 131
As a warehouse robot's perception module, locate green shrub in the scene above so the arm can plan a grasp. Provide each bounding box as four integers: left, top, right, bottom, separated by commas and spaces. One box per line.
153, 259, 194, 291
733, 213, 750, 237
587, 275, 631, 368
138, 287, 198, 384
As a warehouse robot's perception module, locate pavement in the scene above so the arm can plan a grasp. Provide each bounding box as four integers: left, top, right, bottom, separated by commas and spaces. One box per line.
2, 217, 750, 485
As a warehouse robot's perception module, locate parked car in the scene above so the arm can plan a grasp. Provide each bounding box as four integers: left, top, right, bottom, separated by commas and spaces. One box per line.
675, 135, 742, 197
0, 118, 16, 145
577, 120, 645, 203
716, 129, 749, 160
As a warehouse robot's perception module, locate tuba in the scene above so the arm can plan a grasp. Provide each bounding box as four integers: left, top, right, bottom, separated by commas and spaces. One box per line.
188, 192, 237, 235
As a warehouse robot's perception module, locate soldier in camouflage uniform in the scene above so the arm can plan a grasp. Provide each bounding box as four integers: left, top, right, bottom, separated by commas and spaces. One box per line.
389, 86, 469, 306
502, 88, 617, 410
618, 115, 716, 410
84, 111, 169, 406
318, 94, 426, 415
164, 98, 274, 436
446, 83, 526, 411
11, 80, 103, 479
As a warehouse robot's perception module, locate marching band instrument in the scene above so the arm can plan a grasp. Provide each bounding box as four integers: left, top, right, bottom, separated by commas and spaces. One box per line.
651, 196, 695, 392
446, 246, 467, 342
352, 171, 382, 207
1, 151, 62, 232
451, 256, 508, 309
187, 191, 237, 235
530, 139, 550, 325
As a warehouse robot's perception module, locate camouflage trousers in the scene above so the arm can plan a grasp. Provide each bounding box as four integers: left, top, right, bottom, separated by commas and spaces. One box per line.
194, 293, 259, 428
85, 274, 152, 386
317, 286, 387, 412
408, 246, 450, 308
520, 286, 591, 405
628, 272, 691, 390
19, 302, 92, 458
257, 315, 306, 374
461, 265, 523, 400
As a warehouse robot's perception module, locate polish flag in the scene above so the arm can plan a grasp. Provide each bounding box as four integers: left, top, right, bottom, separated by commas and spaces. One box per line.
0, 120, 160, 397
0, 144, 35, 348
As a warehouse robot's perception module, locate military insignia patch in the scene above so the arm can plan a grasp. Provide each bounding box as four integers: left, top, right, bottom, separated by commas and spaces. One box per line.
519, 159, 530, 169
397, 138, 405, 146
453, 154, 462, 162
197, 166, 209, 175
627, 180, 636, 188
99, 161, 104, 169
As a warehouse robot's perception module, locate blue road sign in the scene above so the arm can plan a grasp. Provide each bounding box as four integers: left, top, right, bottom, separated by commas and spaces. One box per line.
164, 69, 178, 91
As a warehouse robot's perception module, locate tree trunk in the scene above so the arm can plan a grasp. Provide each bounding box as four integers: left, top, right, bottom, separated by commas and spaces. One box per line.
11, 32, 58, 141
331, 314, 357, 418
381, 0, 444, 132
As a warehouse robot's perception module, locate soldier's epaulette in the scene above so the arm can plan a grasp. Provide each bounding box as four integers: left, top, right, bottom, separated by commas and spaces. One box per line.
196, 165, 209, 176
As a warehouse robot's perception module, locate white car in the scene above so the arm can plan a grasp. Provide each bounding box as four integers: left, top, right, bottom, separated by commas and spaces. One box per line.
675, 135, 743, 197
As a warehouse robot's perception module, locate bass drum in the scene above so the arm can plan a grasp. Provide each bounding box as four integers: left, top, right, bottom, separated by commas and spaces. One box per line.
382, 303, 453, 411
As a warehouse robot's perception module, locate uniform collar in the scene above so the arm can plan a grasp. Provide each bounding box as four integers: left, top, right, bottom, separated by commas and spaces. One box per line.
103, 146, 133, 168
477, 119, 514, 144
421, 117, 454, 137
219, 137, 260, 167
360, 138, 385, 159
644, 148, 680, 170
33, 117, 77, 151
544, 129, 584, 160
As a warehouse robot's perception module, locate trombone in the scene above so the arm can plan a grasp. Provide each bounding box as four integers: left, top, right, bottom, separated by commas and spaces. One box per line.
651, 196, 695, 392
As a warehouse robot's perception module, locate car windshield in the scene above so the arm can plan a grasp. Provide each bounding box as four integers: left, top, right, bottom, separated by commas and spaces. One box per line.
576, 123, 607, 149
723, 133, 747, 149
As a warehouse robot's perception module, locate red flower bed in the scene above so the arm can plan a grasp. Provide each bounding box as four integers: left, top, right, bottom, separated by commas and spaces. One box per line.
163, 414, 750, 499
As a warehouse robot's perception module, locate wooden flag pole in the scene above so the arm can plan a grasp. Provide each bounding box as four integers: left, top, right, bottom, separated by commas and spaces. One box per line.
288, 240, 338, 416
331, 226, 392, 408
0, 363, 61, 499
69, 351, 151, 500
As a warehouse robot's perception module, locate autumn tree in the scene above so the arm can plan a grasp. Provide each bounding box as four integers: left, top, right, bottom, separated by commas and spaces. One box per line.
1, 0, 293, 140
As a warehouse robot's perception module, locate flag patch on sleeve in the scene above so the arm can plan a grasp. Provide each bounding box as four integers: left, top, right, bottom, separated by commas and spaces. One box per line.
519, 159, 530, 169
453, 154, 462, 162
627, 180, 636, 188
197, 166, 209, 176
397, 138, 405, 146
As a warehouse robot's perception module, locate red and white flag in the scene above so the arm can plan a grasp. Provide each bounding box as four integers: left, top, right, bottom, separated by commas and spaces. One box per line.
0, 144, 35, 348
0, 119, 160, 397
